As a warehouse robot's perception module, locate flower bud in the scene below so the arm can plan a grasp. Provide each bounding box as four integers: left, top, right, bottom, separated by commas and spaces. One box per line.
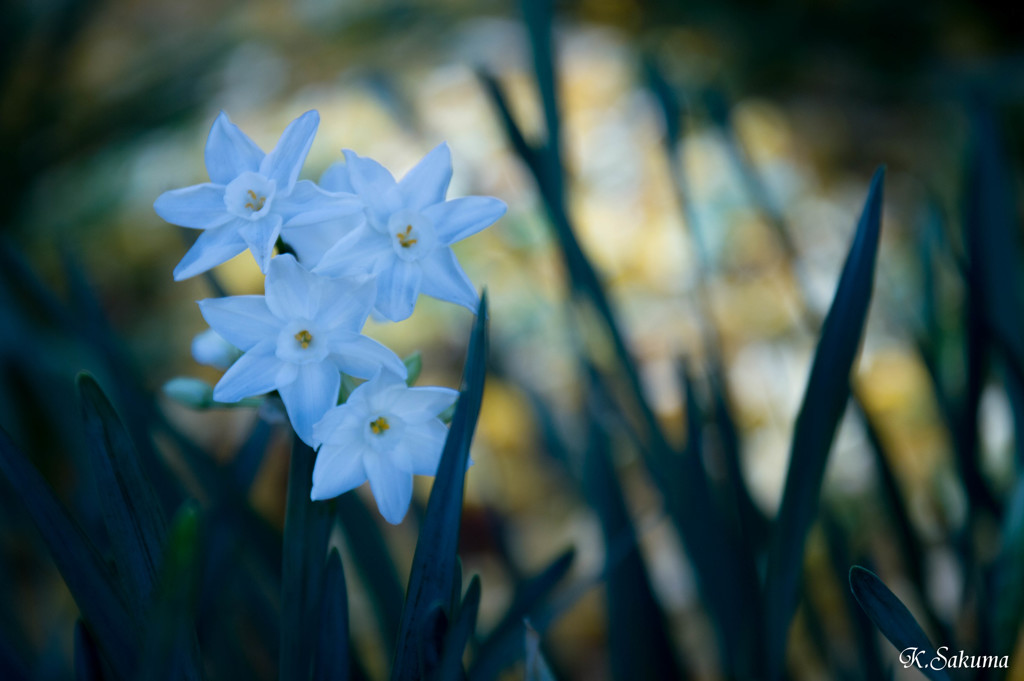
162, 377, 215, 409
191, 328, 241, 369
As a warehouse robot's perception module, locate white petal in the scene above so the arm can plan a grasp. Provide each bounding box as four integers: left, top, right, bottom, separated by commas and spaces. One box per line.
212, 340, 284, 402
419, 249, 478, 312
279, 362, 342, 445
315, 275, 376, 333
284, 212, 365, 269
198, 295, 279, 351
397, 142, 452, 211
360, 369, 411, 412
342, 150, 402, 223
204, 112, 265, 185
277, 180, 362, 227
392, 419, 449, 475
330, 333, 408, 380
313, 225, 390, 278
260, 110, 319, 193
319, 161, 355, 194
364, 455, 414, 524
238, 214, 283, 273
311, 442, 368, 501
423, 196, 507, 245
154, 184, 231, 229
394, 386, 459, 421
313, 405, 365, 446
265, 253, 320, 319
374, 260, 422, 322
173, 220, 248, 281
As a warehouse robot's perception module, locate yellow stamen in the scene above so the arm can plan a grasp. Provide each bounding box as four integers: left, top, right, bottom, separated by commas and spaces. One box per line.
294, 329, 313, 349
396, 225, 418, 248
370, 416, 390, 434
244, 189, 267, 211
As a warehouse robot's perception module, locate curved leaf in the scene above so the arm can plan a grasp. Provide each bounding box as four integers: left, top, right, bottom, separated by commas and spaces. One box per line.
78, 372, 167, 613
281, 435, 334, 681
436, 575, 482, 681
469, 548, 574, 681
0, 427, 137, 679
763, 167, 885, 678
138, 502, 204, 681
391, 293, 488, 681
315, 548, 351, 681
849, 566, 950, 681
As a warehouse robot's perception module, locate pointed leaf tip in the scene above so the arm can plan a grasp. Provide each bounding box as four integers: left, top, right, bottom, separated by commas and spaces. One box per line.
763, 167, 885, 677
849, 566, 951, 681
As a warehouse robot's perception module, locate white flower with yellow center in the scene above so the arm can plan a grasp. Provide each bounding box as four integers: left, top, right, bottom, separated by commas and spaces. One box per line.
311, 369, 458, 524
198, 254, 406, 444
313, 143, 506, 321
154, 110, 360, 279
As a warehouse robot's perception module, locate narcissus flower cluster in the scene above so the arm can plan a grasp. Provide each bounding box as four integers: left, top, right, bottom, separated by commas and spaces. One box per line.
156, 110, 504, 523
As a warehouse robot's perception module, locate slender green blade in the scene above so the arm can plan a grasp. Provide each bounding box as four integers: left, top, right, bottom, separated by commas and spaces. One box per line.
337, 491, 404, 659
230, 417, 275, 493
992, 474, 1024, 657
763, 168, 885, 678
391, 293, 488, 681
849, 566, 950, 681
78, 372, 167, 614
583, 413, 684, 681
314, 548, 351, 681
404, 352, 423, 387
281, 435, 334, 681
820, 515, 886, 680
0, 427, 137, 679
966, 101, 1024, 385
524, 622, 557, 681
469, 548, 574, 681
436, 575, 482, 681
73, 621, 103, 681
138, 501, 204, 681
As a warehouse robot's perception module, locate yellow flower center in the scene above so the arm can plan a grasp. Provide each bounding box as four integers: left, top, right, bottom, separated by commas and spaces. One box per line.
370, 416, 390, 434
294, 329, 313, 349
245, 189, 267, 212
396, 225, 418, 248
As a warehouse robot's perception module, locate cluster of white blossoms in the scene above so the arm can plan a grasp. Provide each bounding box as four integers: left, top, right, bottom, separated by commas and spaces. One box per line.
155, 110, 505, 523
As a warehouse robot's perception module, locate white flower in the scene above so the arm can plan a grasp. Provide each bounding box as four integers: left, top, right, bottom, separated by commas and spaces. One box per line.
311, 369, 458, 523
198, 254, 407, 444
313, 143, 506, 321
154, 110, 359, 279
190, 328, 241, 369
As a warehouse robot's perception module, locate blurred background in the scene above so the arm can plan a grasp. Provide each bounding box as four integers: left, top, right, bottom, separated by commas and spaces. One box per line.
3, 0, 1024, 679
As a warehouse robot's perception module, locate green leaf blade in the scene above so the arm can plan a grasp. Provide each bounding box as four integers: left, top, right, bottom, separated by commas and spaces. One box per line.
0, 427, 137, 679
849, 566, 951, 681
763, 167, 886, 678
314, 548, 351, 681
390, 293, 488, 681
78, 372, 167, 613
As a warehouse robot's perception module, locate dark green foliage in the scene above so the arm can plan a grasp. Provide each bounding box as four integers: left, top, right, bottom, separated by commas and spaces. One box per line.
763, 168, 885, 678
138, 502, 204, 681
0, 426, 138, 679
337, 491, 405, 659
315, 549, 352, 681
435, 575, 482, 681
78, 372, 167, 617
849, 566, 950, 681
582, 408, 684, 681
74, 621, 104, 681
391, 294, 488, 681
468, 549, 575, 681
5, 2, 1024, 680
281, 436, 335, 681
